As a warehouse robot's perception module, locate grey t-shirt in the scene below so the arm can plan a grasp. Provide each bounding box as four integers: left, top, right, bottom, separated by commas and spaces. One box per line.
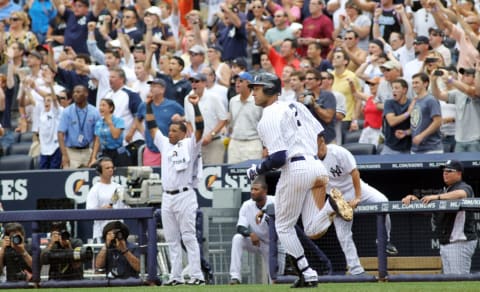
410, 94, 442, 153
447, 89, 480, 142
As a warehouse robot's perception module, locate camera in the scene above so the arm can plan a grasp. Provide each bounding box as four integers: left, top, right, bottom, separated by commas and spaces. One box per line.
109, 229, 125, 248
11, 234, 22, 245
433, 70, 444, 76
60, 230, 70, 241
41, 246, 93, 265
425, 57, 438, 63
302, 90, 314, 105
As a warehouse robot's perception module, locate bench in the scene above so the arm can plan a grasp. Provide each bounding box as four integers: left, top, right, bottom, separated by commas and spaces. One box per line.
359, 256, 442, 275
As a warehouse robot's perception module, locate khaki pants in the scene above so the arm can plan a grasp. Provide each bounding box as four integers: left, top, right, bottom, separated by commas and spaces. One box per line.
227, 139, 263, 164
66, 147, 92, 169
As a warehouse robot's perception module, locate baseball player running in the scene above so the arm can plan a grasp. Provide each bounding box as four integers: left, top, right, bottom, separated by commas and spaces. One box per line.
145, 92, 205, 286
246, 72, 353, 288
229, 175, 278, 285
317, 134, 398, 275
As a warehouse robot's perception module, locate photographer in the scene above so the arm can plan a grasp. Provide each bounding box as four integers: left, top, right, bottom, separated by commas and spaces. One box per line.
0, 222, 32, 282
95, 221, 140, 279
41, 221, 84, 280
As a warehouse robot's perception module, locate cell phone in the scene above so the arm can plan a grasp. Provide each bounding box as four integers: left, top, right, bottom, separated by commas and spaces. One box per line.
433, 70, 444, 76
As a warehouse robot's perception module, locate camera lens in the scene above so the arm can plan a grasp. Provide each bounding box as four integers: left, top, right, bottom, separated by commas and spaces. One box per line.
11, 234, 22, 245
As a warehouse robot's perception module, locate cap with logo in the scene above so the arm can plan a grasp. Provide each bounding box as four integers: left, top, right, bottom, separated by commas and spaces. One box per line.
440, 160, 464, 172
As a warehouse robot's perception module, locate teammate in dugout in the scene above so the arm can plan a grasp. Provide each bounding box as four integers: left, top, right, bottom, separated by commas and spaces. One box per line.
229, 175, 285, 285
246, 72, 353, 288
402, 160, 477, 274
317, 134, 398, 276
145, 89, 206, 286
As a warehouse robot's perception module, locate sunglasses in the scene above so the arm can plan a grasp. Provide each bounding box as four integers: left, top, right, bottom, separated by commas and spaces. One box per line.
57, 95, 67, 100
10, 17, 20, 22
305, 77, 317, 81
191, 80, 202, 83
443, 169, 458, 173
252, 5, 263, 9
189, 52, 201, 56
344, 37, 354, 40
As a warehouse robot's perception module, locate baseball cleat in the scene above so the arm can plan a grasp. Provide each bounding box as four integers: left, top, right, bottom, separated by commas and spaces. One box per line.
386, 242, 399, 255
229, 278, 241, 285
163, 279, 184, 286
186, 278, 205, 285
329, 188, 353, 221
290, 275, 318, 288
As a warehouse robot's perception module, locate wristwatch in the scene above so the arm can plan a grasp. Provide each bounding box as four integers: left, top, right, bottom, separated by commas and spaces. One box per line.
211, 131, 216, 137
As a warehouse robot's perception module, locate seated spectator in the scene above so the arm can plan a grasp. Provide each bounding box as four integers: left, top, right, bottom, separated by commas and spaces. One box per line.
0, 222, 32, 282
41, 221, 84, 280
229, 175, 276, 285
95, 221, 140, 279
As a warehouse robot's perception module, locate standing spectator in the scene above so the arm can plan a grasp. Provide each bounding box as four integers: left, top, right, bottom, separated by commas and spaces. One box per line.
58, 85, 100, 169
182, 44, 206, 78
375, 60, 404, 110
265, 9, 294, 53
89, 98, 129, 167
207, 44, 231, 88
247, 0, 267, 71
398, 73, 442, 154
306, 42, 332, 73
329, 30, 367, 73
352, 77, 383, 146
332, 0, 371, 52
51, 0, 103, 55
217, 2, 248, 62
184, 73, 228, 165
227, 72, 263, 164
320, 71, 347, 145
27, 0, 57, 45
0, 0, 21, 23
201, 66, 228, 112
146, 94, 206, 285
356, 0, 400, 43
381, 78, 413, 155
135, 78, 184, 167
299, 0, 333, 59
301, 69, 337, 144
402, 160, 477, 275
86, 157, 129, 242
2, 11, 38, 52
403, 36, 430, 83
433, 67, 480, 152
229, 175, 275, 285
132, 60, 154, 102
36, 93, 62, 169
428, 28, 451, 67
412, 0, 437, 38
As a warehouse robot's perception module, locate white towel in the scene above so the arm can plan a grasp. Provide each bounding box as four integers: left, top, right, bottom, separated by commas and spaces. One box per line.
170, 140, 190, 171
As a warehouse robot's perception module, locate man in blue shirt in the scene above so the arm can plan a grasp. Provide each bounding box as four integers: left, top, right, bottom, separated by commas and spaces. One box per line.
0, 0, 21, 24
58, 85, 100, 169
136, 78, 184, 166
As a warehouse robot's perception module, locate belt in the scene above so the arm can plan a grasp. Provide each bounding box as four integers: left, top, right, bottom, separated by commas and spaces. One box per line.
165, 187, 189, 195
69, 146, 89, 150
291, 156, 319, 162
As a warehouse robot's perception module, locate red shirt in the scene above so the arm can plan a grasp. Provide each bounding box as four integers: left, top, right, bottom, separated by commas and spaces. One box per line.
268, 47, 300, 78
363, 96, 383, 129
300, 14, 333, 58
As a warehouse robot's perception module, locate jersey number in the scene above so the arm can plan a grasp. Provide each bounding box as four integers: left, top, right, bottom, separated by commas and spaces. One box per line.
288, 104, 302, 127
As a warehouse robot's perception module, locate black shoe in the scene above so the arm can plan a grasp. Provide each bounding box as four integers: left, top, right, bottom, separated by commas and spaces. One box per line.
163, 279, 184, 286
229, 278, 241, 285
186, 278, 205, 285
290, 276, 318, 288
386, 242, 399, 255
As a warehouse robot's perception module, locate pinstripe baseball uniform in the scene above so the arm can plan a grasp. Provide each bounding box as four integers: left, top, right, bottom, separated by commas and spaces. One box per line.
230, 195, 275, 281
257, 101, 336, 280
322, 144, 390, 275
153, 129, 205, 283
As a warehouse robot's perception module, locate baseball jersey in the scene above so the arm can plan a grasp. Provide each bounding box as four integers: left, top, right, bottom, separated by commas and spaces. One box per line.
322, 144, 357, 196
237, 195, 275, 244
152, 129, 202, 191
257, 101, 323, 159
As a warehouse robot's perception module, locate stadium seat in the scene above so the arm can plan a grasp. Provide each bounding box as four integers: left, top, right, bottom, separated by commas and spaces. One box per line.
343, 143, 376, 155
0, 154, 33, 170
19, 131, 35, 143
344, 130, 362, 144
13, 132, 21, 143
6, 142, 32, 155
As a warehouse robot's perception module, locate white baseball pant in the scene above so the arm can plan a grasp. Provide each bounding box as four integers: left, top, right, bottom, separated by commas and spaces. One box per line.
229, 234, 270, 281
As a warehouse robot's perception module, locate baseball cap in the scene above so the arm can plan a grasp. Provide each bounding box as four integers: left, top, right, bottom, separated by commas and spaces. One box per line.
380, 60, 401, 70
366, 76, 381, 85
35, 44, 49, 54
262, 15, 274, 25
414, 36, 430, 45
133, 43, 146, 52
232, 57, 248, 69
147, 78, 166, 87
27, 50, 43, 60
189, 73, 207, 82
235, 72, 253, 83
189, 44, 206, 55
428, 27, 444, 36
458, 67, 475, 75
440, 160, 464, 172
208, 44, 223, 54
73, 0, 89, 7
290, 22, 303, 32
145, 6, 161, 18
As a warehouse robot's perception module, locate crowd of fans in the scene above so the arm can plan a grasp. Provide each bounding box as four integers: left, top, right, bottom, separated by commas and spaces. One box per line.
0, 0, 479, 170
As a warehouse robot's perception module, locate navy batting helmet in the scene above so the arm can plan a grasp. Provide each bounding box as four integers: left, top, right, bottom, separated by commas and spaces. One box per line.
248, 72, 282, 96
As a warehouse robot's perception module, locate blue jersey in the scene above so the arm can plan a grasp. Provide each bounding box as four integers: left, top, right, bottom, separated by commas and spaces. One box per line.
58, 104, 100, 148
94, 115, 125, 150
